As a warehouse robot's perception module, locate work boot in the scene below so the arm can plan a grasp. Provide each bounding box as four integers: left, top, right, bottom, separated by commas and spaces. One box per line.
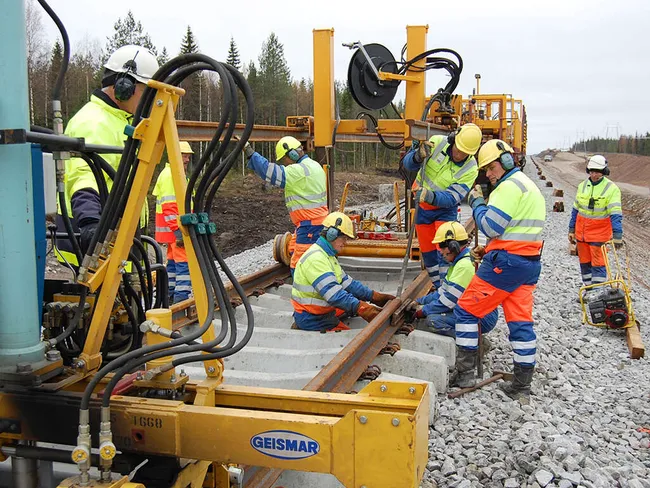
449, 347, 478, 388
499, 364, 534, 401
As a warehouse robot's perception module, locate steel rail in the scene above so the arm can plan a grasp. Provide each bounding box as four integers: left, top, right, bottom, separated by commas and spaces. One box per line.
243, 270, 431, 488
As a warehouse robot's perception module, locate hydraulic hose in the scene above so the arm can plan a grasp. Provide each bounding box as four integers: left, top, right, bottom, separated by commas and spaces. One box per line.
48, 288, 87, 347
37, 0, 69, 101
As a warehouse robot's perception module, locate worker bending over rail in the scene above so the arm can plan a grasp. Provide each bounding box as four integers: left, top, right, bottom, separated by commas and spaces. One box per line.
242, 136, 328, 272
568, 155, 623, 289
153, 141, 194, 303
55, 45, 159, 267
403, 123, 482, 287
408, 222, 498, 338
452, 140, 545, 401
291, 212, 395, 331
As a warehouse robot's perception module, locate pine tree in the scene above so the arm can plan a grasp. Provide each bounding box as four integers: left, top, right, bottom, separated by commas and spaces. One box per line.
226, 37, 241, 71
179, 26, 199, 54
104, 11, 158, 61
158, 47, 169, 66
177, 27, 201, 121
258, 33, 292, 125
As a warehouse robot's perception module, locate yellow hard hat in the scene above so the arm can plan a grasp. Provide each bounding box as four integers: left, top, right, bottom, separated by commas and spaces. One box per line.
453, 123, 482, 155
477, 139, 514, 170
275, 136, 302, 161
432, 221, 468, 244
179, 141, 194, 154
322, 212, 356, 239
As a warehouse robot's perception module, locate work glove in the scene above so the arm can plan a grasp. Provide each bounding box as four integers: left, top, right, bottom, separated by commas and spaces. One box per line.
370, 291, 396, 307
413, 141, 431, 163
79, 222, 98, 254
357, 301, 381, 323
568, 232, 576, 244
470, 245, 486, 262
234, 135, 255, 158
406, 301, 425, 318
174, 229, 184, 248
417, 188, 436, 205
468, 185, 486, 209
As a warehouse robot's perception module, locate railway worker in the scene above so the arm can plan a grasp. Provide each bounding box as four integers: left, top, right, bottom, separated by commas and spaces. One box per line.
152, 141, 194, 304
452, 140, 545, 401
241, 136, 328, 272
408, 221, 498, 338
403, 123, 482, 288
55, 45, 159, 267
568, 155, 623, 289
291, 212, 396, 331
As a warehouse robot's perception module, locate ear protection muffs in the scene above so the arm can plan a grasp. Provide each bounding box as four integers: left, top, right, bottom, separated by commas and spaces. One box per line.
442, 229, 461, 254
496, 141, 515, 170
325, 217, 343, 242
114, 59, 138, 102
447, 129, 459, 146
283, 142, 301, 161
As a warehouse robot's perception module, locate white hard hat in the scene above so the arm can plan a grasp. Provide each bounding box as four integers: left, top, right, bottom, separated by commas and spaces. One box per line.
586, 155, 608, 171
104, 45, 159, 84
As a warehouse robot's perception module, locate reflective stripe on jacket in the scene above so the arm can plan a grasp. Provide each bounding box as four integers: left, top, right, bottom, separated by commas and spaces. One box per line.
417, 248, 474, 315
152, 164, 179, 243
403, 135, 478, 224
291, 237, 373, 316
569, 177, 622, 242
475, 168, 546, 256
248, 153, 328, 226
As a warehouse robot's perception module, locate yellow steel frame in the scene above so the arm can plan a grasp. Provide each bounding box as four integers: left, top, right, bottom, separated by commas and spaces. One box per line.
312, 25, 449, 150
1, 380, 429, 488
71, 80, 221, 380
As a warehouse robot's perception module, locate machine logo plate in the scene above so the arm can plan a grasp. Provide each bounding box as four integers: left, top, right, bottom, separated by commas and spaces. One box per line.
250, 430, 320, 460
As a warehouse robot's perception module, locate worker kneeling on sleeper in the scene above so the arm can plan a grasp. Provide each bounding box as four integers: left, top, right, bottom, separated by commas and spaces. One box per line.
291, 212, 395, 331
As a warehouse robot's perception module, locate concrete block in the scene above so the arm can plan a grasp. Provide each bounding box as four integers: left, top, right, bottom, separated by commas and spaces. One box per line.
395, 330, 455, 367
373, 349, 448, 393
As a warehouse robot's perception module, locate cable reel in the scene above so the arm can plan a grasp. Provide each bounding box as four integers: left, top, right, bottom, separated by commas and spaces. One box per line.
346, 43, 399, 111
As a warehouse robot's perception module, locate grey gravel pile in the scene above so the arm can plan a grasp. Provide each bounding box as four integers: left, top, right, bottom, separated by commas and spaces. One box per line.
423, 161, 650, 488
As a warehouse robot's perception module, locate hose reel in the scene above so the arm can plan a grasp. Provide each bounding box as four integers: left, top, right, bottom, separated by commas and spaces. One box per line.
346, 43, 399, 111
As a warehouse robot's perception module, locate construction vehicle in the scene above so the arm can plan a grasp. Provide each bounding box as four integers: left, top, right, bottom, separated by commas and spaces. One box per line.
0, 2, 432, 487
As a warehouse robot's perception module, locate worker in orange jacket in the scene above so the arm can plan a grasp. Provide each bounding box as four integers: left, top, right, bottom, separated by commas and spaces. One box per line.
153, 141, 193, 303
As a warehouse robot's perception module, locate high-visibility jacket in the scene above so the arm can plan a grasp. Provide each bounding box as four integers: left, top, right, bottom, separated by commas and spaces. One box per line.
403, 135, 478, 224
152, 164, 180, 243
248, 153, 328, 227
474, 168, 546, 256
55, 89, 148, 266
417, 248, 474, 315
569, 177, 622, 242
291, 237, 373, 317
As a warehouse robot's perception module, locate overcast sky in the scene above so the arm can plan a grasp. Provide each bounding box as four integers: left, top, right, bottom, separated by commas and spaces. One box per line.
41, 0, 650, 153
